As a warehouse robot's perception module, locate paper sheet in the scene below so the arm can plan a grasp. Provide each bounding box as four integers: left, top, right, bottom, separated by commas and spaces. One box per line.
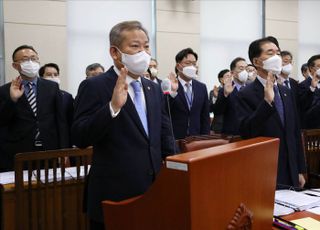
307, 206, 320, 215
292, 217, 320, 230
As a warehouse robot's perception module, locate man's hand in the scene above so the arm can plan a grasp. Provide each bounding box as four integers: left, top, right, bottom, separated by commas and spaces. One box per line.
168, 72, 178, 93
10, 76, 24, 103
264, 72, 275, 105
213, 85, 219, 98
299, 174, 306, 188
111, 67, 128, 113
223, 76, 234, 97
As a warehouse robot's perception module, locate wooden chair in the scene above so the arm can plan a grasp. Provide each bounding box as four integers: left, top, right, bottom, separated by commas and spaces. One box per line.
14, 147, 92, 230
302, 129, 320, 188
177, 134, 241, 153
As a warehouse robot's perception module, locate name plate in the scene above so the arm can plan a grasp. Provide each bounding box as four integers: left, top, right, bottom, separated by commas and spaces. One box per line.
166, 161, 188, 171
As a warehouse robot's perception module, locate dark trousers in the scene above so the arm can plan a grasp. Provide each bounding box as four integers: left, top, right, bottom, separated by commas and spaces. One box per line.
90, 219, 105, 230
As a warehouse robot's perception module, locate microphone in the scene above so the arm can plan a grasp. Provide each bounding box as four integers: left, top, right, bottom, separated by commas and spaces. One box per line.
160, 78, 177, 154
161, 78, 172, 95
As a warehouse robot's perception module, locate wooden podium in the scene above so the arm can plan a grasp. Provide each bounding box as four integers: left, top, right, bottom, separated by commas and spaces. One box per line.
102, 137, 280, 230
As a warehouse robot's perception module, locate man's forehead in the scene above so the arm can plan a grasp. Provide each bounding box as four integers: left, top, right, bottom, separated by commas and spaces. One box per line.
183, 54, 196, 61
16, 49, 37, 57
261, 42, 279, 52
122, 29, 149, 42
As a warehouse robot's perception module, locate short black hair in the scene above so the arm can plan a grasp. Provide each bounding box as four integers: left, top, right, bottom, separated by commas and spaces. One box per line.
86, 63, 105, 76
175, 48, 198, 63
12, 45, 38, 61
280, 50, 293, 59
247, 64, 256, 69
301, 63, 308, 74
218, 69, 230, 80
307, 55, 320, 69
230, 57, 246, 71
248, 36, 280, 67
39, 63, 60, 77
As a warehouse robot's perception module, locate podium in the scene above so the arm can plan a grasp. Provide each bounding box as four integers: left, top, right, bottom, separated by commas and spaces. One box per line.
102, 137, 280, 230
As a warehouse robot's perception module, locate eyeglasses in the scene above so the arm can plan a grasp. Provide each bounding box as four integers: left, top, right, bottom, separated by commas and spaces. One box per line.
14, 57, 39, 63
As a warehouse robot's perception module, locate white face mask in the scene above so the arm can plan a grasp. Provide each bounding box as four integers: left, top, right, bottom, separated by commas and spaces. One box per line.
116, 47, 151, 75
181, 65, 197, 79
282, 63, 292, 75
20, 61, 40, 78
316, 69, 320, 77
150, 67, 158, 77
237, 70, 248, 83
44, 77, 61, 85
263, 55, 282, 75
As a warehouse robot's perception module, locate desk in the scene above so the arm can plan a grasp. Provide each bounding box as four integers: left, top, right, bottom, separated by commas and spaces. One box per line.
0, 168, 89, 230
273, 211, 320, 229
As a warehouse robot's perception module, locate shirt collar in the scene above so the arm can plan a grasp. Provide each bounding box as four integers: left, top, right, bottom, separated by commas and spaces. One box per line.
113, 66, 142, 86
256, 75, 277, 87
22, 77, 38, 87
178, 76, 192, 87
233, 81, 244, 91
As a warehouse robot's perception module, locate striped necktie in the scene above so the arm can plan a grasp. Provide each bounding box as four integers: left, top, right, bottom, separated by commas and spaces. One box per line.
27, 82, 37, 116
27, 82, 40, 140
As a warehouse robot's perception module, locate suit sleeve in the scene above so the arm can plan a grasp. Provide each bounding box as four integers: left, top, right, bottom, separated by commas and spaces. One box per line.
213, 87, 228, 115
71, 79, 114, 148
161, 94, 179, 156
236, 91, 276, 138
200, 85, 210, 135
54, 85, 70, 148
0, 86, 17, 127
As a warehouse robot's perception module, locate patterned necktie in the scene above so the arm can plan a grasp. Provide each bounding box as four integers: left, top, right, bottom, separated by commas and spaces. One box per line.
27, 82, 40, 140
273, 85, 285, 125
27, 82, 37, 116
185, 83, 193, 109
131, 80, 149, 136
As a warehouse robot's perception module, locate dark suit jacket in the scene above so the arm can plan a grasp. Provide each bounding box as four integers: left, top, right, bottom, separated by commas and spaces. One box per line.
213, 86, 241, 135
167, 79, 210, 139
61, 90, 74, 147
209, 88, 223, 133
72, 67, 175, 222
298, 76, 315, 128
0, 78, 69, 171
305, 88, 320, 128
236, 78, 306, 187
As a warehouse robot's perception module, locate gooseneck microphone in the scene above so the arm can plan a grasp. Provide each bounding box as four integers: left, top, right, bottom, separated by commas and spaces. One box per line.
160, 78, 177, 154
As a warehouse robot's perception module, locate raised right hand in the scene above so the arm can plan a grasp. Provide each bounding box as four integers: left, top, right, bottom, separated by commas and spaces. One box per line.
10, 76, 24, 103
264, 72, 275, 105
223, 76, 234, 97
311, 73, 319, 88
111, 67, 128, 113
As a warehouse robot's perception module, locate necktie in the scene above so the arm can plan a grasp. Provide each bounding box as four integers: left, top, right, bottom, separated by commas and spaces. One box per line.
185, 83, 193, 109
273, 85, 285, 125
131, 80, 149, 136
26, 82, 40, 140
284, 80, 290, 89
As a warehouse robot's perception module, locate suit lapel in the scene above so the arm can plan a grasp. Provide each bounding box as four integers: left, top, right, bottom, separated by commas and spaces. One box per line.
141, 78, 153, 139
278, 85, 290, 128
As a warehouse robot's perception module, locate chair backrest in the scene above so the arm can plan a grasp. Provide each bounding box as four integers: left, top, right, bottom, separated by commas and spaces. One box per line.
302, 129, 320, 188
14, 147, 92, 230
178, 134, 241, 153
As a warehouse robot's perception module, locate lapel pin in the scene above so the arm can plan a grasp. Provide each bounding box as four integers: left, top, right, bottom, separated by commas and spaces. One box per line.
147, 86, 150, 90
284, 93, 287, 97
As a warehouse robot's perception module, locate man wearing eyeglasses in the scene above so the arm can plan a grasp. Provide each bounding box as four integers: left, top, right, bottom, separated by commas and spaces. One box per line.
0, 45, 69, 172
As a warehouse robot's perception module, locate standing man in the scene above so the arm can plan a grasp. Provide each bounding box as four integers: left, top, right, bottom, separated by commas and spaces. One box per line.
166, 48, 210, 140
236, 37, 306, 188
72, 21, 177, 229
148, 58, 162, 84
39, 63, 74, 147
85, 63, 105, 78
214, 57, 248, 135
0, 45, 69, 171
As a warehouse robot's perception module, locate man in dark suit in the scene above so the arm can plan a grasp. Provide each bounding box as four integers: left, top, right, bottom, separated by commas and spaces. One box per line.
72, 21, 177, 229
39, 63, 74, 144
166, 48, 210, 140
214, 57, 248, 135
209, 69, 230, 133
236, 37, 306, 188
0, 45, 69, 172
148, 58, 162, 84
298, 55, 320, 129
303, 55, 320, 128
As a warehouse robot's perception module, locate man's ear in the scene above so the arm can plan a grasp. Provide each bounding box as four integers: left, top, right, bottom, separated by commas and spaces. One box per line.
253, 57, 259, 67
110, 47, 119, 60
12, 62, 20, 71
